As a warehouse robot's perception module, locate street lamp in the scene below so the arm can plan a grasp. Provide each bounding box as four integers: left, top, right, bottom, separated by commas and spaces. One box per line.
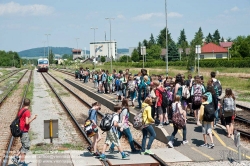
45, 34, 51, 59
179, 49, 183, 61
165, 0, 168, 76
75, 38, 79, 57
91, 27, 98, 62
105, 18, 115, 72
43, 41, 46, 58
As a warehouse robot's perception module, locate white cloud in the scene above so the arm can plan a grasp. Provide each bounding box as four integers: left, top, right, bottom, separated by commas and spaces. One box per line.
231, 6, 239, 12
117, 14, 125, 19
168, 12, 183, 18
0, 2, 54, 16
132, 12, 182, 21
132, 12, 164, 21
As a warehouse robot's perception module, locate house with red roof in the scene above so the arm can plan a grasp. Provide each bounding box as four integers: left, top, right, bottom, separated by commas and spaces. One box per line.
72, 49, 83, 60
200, 43, 228, 59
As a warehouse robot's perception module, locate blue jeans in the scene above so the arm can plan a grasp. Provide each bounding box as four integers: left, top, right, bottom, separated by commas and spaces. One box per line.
138, 88, 147, 108
169, 125, 187, 142
85, 76, 89, 83
110, 128, 136, 151
214, 108, 220, 125
141, 125, 156, 152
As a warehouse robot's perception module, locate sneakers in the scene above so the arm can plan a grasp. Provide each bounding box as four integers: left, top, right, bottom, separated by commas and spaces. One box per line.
99, 154, 106, 160
131, 149, 140, 154
87, 146, 93, 153
168, 141, 174, 148
122, 152, 129, 159
145, 149, 154, 155
93, 152, 100, 157
158, 124, 163, 127
141, 151, 145, 155
200, 143, 209, 147
208, 143, 215, 149
11, 156, 19, 165
163, 122, 170, 125
109, 148, 116, 154
183, 140, 189, 145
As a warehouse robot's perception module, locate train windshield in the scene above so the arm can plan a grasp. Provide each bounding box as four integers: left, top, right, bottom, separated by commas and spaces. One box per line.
38, 60, 48, 64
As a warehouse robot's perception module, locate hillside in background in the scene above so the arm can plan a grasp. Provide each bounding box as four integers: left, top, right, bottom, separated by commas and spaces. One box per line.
18, 47, 129, 59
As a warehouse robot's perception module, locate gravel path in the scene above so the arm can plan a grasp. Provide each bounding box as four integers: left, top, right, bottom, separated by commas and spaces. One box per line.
29, 70, 85, 149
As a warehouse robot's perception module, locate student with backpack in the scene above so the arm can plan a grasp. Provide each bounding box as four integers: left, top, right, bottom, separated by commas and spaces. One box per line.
220, 88, 236, 138
191, 75, 205, 126
85, 102, 102, 156
11, 98, 37, 166
127, 75, 137, 107
109, 99, 139, 153
211, 71, 222, 97
141, 97, 156, 155
199, 95, 215, 148
168, 95, 188, 148
137, 69, 149, 109
99, 105, 129, 160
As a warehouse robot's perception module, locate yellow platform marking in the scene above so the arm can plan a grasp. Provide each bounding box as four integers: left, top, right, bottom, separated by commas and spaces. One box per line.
191, 147, 214, 160
213, 130, 250, 159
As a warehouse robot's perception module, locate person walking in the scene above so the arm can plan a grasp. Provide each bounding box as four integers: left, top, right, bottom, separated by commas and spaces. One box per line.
141, 97, 156, 155
168, 95, 188, 148
12, 98, 37, 166
109, 99, 139, 153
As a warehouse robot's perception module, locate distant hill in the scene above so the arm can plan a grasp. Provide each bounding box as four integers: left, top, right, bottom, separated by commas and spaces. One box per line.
18, 47, 129, 59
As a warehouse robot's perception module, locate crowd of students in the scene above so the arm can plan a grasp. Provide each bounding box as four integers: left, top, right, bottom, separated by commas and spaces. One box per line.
79, 68, 237, 160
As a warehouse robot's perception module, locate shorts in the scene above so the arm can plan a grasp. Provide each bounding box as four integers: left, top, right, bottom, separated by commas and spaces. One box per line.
202, 121, 212, 135
105, 130, 120, 147
192, 103, 201, 110
225, 116, 233, 125
157, 106, 163, 115
117, 90, 123, 96
20, 133, 30, 153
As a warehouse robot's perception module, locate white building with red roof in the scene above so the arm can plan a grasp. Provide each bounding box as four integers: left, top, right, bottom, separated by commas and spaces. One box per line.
200, 43, 229, 59
72, 49, 83, 60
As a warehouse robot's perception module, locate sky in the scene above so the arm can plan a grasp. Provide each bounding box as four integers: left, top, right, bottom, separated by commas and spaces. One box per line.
0, 0, 250, 52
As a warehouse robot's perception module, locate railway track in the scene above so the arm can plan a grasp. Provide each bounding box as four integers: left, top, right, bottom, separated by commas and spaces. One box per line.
0, 69, 21, 83
234, 104, 250, 139
1, 70, 32, 166
49, 69, 168, 166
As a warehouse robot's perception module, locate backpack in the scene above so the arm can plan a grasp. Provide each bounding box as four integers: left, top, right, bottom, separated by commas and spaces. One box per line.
10, 109, 27, 137
192, 84, 202, 105
203, 103, 215, 122
100, 113, 117, 131
156, 89, 171, 108
115, 79, 121, 87
176, 83, 183, 97
182, 85, 190, 99
172, 103, 185, 129
223, 97, 235, 112
128, 81, 136, 92
133, 106, 148, 130
213, 80, 222, 96
84, 109, 98, 137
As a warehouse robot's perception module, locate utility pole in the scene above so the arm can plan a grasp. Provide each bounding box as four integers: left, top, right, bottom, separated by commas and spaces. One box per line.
165, 0, 168, 76
105, 18, 115, 72
91, 27, 98, 68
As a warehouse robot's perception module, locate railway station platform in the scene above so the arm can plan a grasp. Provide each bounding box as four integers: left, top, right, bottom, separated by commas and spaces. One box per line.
62, 77, 250, 163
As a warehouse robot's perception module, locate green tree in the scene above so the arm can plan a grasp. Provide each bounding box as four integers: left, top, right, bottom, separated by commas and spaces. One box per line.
227, 37, 232, 42
156, 28, 173, 48
148, 33, 155, 49
131, 49, 139, 62
100, 56, 106, 62
212, 29, 221, 45
48, 49, 55, 64
221, 37, 225, 42
119, 55, 131, 62
177, 29, 188, 47
137, 42, 142, 60
205, 33, 213, 43
62, 54, 72, 60
146, 44, 161, 60
168, 42, 179, 61
142, 39, 148, 48
188, 27, 204, 70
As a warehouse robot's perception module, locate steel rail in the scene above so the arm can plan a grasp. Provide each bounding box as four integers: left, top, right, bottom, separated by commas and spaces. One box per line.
41, 73, 109, 166
0, 70, 21, 83
2, 70, 32, 166
48, 70, 168, 166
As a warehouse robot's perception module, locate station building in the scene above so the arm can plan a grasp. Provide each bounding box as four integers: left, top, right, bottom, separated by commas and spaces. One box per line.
89, 41, 117, 60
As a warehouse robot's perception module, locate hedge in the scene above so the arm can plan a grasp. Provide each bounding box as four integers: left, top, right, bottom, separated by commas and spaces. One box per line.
105, 59, 250, 68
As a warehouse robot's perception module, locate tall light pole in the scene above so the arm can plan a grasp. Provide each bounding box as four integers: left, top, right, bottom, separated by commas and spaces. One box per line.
43, 41, 46, 58
90, 27, 98, 67
105, 18, 115, 72
228, 47, 231, 60
45, 34, 51, 59
165, 0, 168, 76
75, 38, 79, 57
